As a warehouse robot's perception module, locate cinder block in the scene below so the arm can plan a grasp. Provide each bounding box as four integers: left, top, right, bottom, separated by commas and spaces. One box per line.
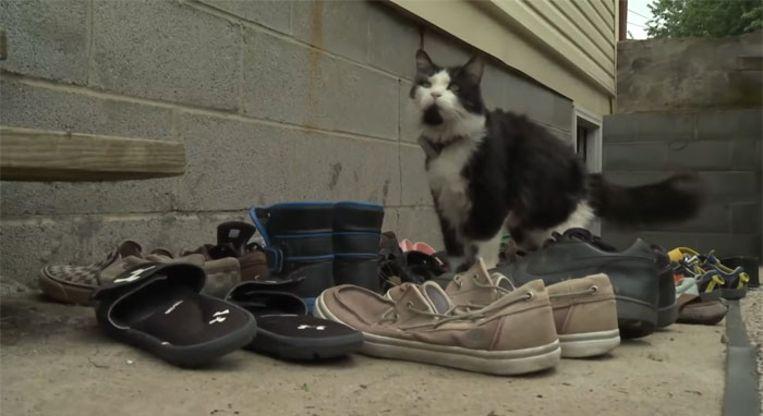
0, 0, 88, 84
731, 202, 762, 234
290, 0, 369, 64
367, 2, 418, 77
696, 108, 763, 141
603, 143, 669, 171
601, 228, 761, 258
421, 29, 472, 66
399, 79, 420, 144
198, 0, 291, 33
91, 0, 241, 110
0, 78, 174, 140
0, 177, 179, 217
242, 29, 398, 140
400, 145, 431, 206
730, 139, 762, 170
396, 206, 443, 249
481, 63, 508, 111
500, 72, 573, 132
175, 113, 402, 211
604, 112, 696, 142
0, 211, 248, 288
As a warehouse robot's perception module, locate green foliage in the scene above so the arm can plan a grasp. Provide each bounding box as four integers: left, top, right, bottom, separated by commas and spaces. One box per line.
646, 0, 763, 38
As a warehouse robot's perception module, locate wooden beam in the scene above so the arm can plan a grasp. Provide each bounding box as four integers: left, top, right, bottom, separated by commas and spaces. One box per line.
0, 126, 186, 181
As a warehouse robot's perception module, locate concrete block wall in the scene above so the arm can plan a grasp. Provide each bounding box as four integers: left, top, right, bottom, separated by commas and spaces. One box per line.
0, 0, 573, 291
602, 109, 762, 258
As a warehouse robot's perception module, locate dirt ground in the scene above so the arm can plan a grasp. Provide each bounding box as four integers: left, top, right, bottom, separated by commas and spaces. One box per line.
0, 292, 732, 416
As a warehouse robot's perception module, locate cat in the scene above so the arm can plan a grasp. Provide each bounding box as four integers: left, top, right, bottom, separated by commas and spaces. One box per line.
410, 49, 702, 270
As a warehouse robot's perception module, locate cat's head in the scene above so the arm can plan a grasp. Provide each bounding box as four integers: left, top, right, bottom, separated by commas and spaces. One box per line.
410, 50, 485, 138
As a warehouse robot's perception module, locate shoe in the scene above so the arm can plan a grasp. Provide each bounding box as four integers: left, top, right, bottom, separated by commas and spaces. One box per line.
669, 247, 726, 301
250, 202, 336, 306
226, 282, 363, 360
333, 201, 384, 291
652, 245, 678, 328
315, 280, 561, 375
39, 241, 204, 305
702, 252, 750, 300
182, 221, 269, 298
408, 259, 619, 358
721, 256, 759, 288
92, 262, 257, 367
496, 228, 661, 338
250, 201, 384, 308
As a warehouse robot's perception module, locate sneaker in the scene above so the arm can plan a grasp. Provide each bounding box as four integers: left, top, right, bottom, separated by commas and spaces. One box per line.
496, 228, 662, 338
701, 252, 750, 300
669, 247, 725, 301
418, 259, 619, 358
315, 280, 561, 375
39, 241, 150, 305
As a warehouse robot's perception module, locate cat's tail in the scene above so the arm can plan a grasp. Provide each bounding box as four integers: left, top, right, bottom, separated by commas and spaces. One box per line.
587, 172, 704, 226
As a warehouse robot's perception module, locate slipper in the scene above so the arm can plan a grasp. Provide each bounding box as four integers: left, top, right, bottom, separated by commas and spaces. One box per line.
226, 282, 363, 360
92, 263, 257, 367
675, 293, 727, 326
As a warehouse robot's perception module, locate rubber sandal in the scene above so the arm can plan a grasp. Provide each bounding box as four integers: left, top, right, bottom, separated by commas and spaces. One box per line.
92, 263, 257, 367
675, 293, 728, 325
701, 252, 750, 300
669, 247, 725, 301
226, 282, 363, 360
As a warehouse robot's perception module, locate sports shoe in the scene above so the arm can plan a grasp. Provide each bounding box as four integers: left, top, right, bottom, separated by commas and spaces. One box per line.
496, 228, 661, 338
315, 279, 561, 375
410, 259, 620, 358
669, 247, 725, 301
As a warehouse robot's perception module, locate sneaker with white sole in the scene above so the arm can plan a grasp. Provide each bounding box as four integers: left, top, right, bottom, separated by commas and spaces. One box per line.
432, 259, 620, 358
315, 278, 560, 375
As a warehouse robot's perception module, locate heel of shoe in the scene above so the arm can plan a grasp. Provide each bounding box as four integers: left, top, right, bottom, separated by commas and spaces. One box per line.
559, 329, 620, 358
616, 297, 658, 338
657, 302, 679, 328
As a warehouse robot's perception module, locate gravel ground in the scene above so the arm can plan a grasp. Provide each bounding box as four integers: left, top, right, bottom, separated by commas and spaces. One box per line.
739, 267, 763, 412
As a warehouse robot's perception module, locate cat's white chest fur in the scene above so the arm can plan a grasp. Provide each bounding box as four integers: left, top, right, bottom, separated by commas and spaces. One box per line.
426, 139, 479, 228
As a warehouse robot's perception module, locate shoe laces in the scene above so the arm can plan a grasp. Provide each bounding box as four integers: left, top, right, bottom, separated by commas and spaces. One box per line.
379, 291, 534, 330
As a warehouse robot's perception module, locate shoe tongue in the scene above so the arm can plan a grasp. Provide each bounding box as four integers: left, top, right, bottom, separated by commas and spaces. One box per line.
445, 258, 493, 294
217, 221, 256, 255
420, 281, 453, 314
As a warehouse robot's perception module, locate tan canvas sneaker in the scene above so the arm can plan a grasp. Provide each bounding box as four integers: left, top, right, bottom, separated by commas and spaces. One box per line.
441, 259, 620, 358
315, 279, 560, 375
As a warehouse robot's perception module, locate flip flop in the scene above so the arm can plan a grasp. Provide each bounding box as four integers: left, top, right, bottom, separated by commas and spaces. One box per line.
226, 282, 363, 360
92, 263, 257, 367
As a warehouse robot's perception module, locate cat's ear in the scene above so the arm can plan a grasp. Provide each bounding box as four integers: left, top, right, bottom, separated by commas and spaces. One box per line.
415, 49, 435, 74
461, 54, 485, 84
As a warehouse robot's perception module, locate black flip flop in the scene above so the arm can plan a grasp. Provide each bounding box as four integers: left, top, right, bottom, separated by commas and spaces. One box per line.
226, 282, 363, 360
92, 263, 257, 367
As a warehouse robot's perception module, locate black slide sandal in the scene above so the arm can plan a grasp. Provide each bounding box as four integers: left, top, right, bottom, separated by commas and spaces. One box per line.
92, 263, 257, 367
227, 282, 363, 360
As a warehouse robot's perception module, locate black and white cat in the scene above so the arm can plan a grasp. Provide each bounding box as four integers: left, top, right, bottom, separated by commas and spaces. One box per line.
410, 50, 702, 270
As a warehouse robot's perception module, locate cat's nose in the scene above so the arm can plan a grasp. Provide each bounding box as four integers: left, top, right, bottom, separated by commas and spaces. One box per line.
431, 92, 442, 99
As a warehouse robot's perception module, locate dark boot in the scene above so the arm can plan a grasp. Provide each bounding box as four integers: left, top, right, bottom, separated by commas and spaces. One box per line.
250, 203, 335, 304
333, 202, 384, 292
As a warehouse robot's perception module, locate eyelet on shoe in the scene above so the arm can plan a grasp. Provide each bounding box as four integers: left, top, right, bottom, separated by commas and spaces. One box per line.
591, 285, 599, 294
406, 301, 414, 309
524, 291, 534, 300
454, 277, 462, 289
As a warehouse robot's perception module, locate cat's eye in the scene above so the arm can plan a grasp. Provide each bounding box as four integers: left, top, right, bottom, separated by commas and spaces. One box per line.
420, 81, 431, 88
448, 83, 460, 92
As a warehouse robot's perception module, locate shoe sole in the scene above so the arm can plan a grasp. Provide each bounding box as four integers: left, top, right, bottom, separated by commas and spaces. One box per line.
38, 271, 95, 306
616, 296, 658, 339
721, 287, 747, 300
558, 329, 620, 358
315, 293, 561, 375
700, 291, 722, 302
